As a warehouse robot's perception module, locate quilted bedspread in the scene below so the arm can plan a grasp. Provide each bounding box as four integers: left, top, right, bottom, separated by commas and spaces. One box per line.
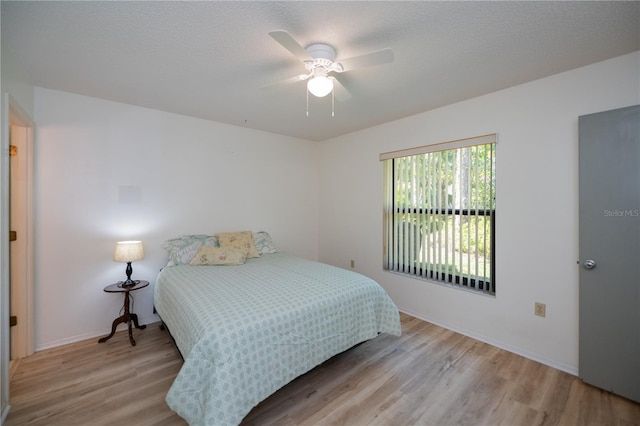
154, 252, 401, 426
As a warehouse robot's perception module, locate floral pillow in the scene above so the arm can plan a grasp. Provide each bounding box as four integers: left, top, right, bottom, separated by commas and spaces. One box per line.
216, 231, 260, 258
253, 231, 278, 254
161, 235, 219, 267
189, 247, 247, 266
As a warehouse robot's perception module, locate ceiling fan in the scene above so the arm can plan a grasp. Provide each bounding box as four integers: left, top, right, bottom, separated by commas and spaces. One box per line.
264, 30, 394, 102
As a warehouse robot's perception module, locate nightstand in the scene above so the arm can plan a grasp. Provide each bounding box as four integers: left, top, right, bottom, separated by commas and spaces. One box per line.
98, 280, 149, 346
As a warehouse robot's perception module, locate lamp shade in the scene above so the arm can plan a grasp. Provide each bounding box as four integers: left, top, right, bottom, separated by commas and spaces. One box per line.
307, 76, 333, 97
113, 241, 144, 263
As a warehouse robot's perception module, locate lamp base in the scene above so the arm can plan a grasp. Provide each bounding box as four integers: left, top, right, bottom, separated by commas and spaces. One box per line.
120, 261, 137, 287
120, 279, 137, 288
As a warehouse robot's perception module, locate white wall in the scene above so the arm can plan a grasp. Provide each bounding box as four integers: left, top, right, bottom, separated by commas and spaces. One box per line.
317, 51, 640, 374
33, 88, 319, 350
1, 49, 35, 117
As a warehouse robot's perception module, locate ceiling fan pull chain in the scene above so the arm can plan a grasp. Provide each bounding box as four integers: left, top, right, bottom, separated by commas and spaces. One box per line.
306, 88, 310, 117
332, 89, 335, 118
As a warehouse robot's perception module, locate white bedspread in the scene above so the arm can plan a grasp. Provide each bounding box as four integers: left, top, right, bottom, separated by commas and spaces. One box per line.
154, 252, 401, 426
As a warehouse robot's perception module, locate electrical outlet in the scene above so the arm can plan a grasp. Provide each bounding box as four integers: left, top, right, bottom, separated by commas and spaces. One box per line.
535, 302, 546, 317
350, 259, 355, 268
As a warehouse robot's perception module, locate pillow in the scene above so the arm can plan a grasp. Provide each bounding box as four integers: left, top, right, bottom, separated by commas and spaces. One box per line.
253, 231, 278, 254
161, 235, 219, 266
189, 246, 246, 266
216, 231, 260, 258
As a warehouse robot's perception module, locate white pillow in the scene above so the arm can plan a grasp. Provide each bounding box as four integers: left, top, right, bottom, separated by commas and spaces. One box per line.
161, 235, 219, 266
253, 231, 278, 254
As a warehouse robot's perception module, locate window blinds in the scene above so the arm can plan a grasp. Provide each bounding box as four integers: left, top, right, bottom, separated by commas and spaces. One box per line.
382, 134, 496, 295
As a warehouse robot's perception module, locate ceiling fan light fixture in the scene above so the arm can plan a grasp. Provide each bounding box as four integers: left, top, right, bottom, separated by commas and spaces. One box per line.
307, 75, 333, 97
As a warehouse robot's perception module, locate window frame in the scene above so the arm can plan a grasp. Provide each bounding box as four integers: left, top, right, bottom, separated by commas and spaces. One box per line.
381, 134, 496, 295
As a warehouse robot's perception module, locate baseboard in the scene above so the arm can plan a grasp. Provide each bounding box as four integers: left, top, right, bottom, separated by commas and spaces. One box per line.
35, 314, 161, 352
1, 402, 11, 424
398, 307, 578, 376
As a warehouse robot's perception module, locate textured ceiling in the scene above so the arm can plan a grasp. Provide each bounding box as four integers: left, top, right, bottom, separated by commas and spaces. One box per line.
2, 1, 639, 141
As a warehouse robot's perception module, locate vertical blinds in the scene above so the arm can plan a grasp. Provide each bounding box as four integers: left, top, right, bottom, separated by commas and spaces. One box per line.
382, 134, 496, 295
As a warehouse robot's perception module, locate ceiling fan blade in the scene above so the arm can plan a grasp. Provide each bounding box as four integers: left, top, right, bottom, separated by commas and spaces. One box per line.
268, 30, 313, 61
338, 48, 394, 72
261, 74, 309, 91
331, 76, 352, 102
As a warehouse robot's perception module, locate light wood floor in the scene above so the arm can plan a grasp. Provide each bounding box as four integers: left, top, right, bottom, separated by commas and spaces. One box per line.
6, 313, 640, 426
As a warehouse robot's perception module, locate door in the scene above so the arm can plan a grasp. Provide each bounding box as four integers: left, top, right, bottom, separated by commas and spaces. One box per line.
10, 124, 26, 361
579, 105, 640, 403
2, 95, 35, 421
7, 101, 35, 363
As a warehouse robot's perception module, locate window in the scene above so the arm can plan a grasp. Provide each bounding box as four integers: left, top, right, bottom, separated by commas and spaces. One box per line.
381, 134, 496, 295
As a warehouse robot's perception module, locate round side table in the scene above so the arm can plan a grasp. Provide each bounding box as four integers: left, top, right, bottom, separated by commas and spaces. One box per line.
98, 280, 149, 346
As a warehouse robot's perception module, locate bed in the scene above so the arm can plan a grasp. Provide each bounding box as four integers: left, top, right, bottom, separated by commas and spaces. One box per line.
154, 233, 401, 426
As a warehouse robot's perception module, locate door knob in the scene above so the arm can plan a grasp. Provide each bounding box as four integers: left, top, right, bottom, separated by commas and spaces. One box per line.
583, 259, 596, 269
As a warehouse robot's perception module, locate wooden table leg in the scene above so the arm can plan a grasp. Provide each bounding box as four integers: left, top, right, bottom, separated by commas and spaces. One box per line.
98, 289, 145, 346
128, 317, 136, 346
130, 313, 146, 330
98, 313, 128, 343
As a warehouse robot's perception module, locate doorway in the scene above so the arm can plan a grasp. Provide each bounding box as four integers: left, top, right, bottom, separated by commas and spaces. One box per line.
578, 104, 640, 403
7, 98, 35, 373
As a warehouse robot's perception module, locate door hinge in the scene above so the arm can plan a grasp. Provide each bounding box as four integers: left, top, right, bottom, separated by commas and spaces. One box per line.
9, 230, 17, 242
10, 316, 17, 327
9, 145, 17, 157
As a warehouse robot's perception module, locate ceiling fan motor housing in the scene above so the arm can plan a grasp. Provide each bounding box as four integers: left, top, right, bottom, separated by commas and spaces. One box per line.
306, 43, 336, 61
304, 44, 344, 73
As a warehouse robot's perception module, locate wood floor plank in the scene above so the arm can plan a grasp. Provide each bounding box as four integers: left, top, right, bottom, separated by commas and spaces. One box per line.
6, 313, 640, 425
5, 324, 186, 426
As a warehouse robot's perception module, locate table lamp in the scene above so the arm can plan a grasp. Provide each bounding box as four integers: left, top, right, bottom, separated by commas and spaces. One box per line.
113, 240, 144, 287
